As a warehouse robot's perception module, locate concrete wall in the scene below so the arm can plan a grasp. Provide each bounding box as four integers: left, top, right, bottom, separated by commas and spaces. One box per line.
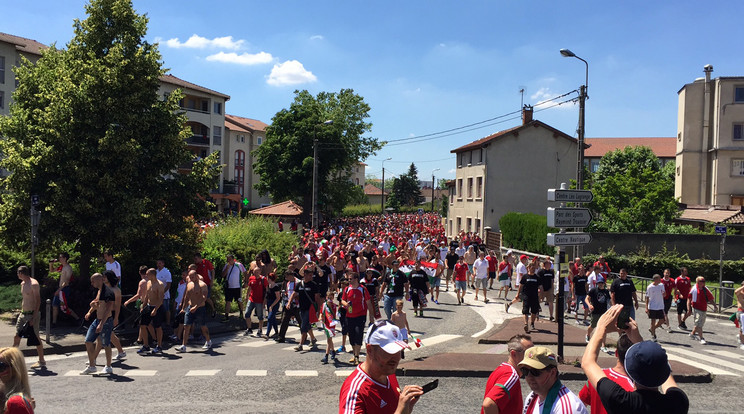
585, 232, 744, 259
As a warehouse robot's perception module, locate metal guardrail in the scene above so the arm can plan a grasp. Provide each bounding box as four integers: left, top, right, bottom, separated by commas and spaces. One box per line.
618, 273, 737, 311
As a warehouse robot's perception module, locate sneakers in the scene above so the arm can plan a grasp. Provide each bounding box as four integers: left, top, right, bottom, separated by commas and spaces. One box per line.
321, 354, 329, 364
484, 299, 489, 304
169, 334, 179, 342
137, 345, 150, 354
29, 361, 46, 370
430, 295, 434, 301
115, 352, 127, 361
202, 340, 212, 350
699, 339, 707, 345
434, 300, 439, 305
600, 346, 610, 354
349, 356, 359, 365
294, 345, 304, 352
175, 345, 187, 353
585, 335, 590, 343
505, 303, 510, 313
680, 322, 688, 330
80, 365, 97, 375
244, 329, 253, 336
311, 339, 318, 348
531, 323, 535, 331
97, 366, 113, 376
331, 350, 336, 360
689, 334, 699, 341
151, 346, 162, 355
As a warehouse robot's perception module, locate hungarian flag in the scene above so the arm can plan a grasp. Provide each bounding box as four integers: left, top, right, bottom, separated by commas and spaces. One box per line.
730, 312, 741, 329
322, 302, 338, 338
410, 332, 423, 348
399, 260, 438, 277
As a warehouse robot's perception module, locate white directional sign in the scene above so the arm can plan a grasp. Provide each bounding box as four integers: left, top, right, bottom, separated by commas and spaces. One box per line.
547, 189, 594, 203
547, 207, 593, 228
547, 232, 592, 246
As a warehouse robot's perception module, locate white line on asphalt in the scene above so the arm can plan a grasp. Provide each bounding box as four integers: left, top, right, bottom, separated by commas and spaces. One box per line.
408, 334, 462, 352
185, 369, 221, 376
238, 341, 274, 348
26, 351, 89, 365
705, 349, 744, 361
285, 370, 318, 376
65, 370, 84, 377
666, 347, 744, 372
123, 370, 157, 376
335, 370, 355, 377
236, 370, 267, 376
665, 354, 739, 376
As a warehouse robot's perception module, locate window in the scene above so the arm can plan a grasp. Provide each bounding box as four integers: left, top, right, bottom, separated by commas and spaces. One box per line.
163, 92, 170, 100
0, 56, 4, 84
0, 91, 4, 110
590, 159, 600, 173
732, 196, 744, 206
201, 99, 209, 112
257, 137, 263, 145
732, 159, 744, 177
355, 178, 360, 185
479, 148, 483, 163
735, 87, 744, 103
734, 123, 744, 141
468, 151, 473, 165
234, 150, 245, 196
678, 132, 682, 142
476, 177, 483, 198
676, 166, 680, 176
456, 217, 462, 233
467, 177, 474, 199
466, 218, 472, 233
213, 126, 222, 146
457, 179, 463, 199
449, 220, 453, 235
213, 102, 222, 114
458, 153, 463, 167
474, 219, 481, 235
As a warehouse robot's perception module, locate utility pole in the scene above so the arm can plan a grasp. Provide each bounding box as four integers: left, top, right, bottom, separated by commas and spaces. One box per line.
431, 168, 440, 213
381, 157, 391, 213
30, 194, 41, 279
312, 139, 319, 229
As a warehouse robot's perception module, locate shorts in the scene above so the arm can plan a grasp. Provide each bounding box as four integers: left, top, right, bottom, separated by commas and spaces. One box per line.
245, 301, 265, 320
431, 277, 441, 288
174, 311, 185, 326
139, 308, 152, 326
225, 288, 241, 302
576, 295, 588, 310
541, 289, 555, 303
499, 279, 510, 288
455, 281, 467, 291
52, 286, 73, 315
692, 308, 706, 328
428, 276, 436, 286
347, 315, 366, 346
162, 299, 170, 313
399, 327, 408, 340
663, 297, 672, 313
185, 306, 207, 327
648, 309, 665, 320
676, 298, 688, 315
85, 317, 114, 346
445, 268, 453, 281
590, 313, 602, 328
475, 278, 488, 289
146, 305, 166, 329
522, 296, 541, 315
739, 311, 744, 335
299, 309, 311, 333
15, 312, 40, 340
488, 271, 496, 280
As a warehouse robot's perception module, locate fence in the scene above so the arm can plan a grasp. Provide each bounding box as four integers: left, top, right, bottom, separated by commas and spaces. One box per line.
621, 273, 737, 312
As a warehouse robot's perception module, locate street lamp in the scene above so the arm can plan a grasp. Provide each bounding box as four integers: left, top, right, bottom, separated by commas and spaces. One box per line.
559, 48, 588, 192
312, 119, 334, 229
381, 157, 392, 213
431, 168, 440, 212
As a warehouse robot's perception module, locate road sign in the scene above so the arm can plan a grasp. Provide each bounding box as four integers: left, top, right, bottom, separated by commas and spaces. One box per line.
715, 225, 727, 235
547, 207, 593, 228
547, 189, 594, 203
547, 232, 592, 246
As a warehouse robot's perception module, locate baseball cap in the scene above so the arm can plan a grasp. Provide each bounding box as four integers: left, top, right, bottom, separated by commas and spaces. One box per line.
624, 341, 671, 388
519, 254, 528, 261
506, 249, 513, 256
365, 320, 411, 354
596, 276, 606, 284
519, 346, 559, 370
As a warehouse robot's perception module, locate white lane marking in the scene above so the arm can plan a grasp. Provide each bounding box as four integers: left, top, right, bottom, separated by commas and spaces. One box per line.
707, 350, 744, 360
238, 341, 274, 348
665, 353, 738, 376
236, 370, 267, 376
335, 370, 355, 377
185, 369, 220, 376
26, 351, 89, 364
65, 370, 86, 377
285, 370, 318, 376
408, 334, 462, 352
666, 347, 744, 372
123, 370, 157, 376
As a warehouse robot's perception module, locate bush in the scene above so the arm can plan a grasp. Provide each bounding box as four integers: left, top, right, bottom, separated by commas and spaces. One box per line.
340, 204, 382, 217
499, 212, 557, 255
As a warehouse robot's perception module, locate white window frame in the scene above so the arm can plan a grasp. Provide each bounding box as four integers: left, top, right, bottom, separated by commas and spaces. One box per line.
732, 159, 744, 177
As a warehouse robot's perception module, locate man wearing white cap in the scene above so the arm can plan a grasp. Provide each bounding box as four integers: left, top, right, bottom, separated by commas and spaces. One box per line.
339, 320, 423, 414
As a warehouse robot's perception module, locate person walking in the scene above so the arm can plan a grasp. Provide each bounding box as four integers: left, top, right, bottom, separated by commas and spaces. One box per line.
221, 254, 245, 322
473, 251, 490, 303
341, 272, 374, 364
673, 267, 692, 330
381, 260, 409, 319
645, 274, 666, 341
585, 276, 611, 352
12, 266, 45, 371
688, 276, 717, 345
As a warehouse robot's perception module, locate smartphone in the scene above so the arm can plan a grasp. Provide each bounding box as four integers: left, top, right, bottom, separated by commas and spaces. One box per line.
617, 308, 630, 330
421, 379, 439, 394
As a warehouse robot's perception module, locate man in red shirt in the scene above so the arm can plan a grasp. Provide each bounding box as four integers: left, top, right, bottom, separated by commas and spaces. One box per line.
454, 255, 468, 305
482, 334, 533, 414
339, 320, 422, 414
660, 269, 676, 332
486, 250, 498, 290
688, 276, 717, 345
673, 267, 692, 330
579, 334, 635, 414
341, 272, 375, 365
244, 267, 268, 337
593, 256, 611, 280
194, 253, 216, 316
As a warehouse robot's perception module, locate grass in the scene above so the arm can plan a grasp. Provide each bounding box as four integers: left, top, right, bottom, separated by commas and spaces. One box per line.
0, 284, 22, 313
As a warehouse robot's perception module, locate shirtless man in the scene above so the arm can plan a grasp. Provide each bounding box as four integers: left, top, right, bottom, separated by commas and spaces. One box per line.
176, 270, 212, 352
50, 252, 79, 324
734, 281, 744, 350
13, 266, 45, 370
141, 268, 165, 354
81, 273, 115, 375
124, 266, 149, 343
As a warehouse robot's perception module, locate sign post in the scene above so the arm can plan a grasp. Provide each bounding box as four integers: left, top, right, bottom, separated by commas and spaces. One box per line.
716, 225, 726, 309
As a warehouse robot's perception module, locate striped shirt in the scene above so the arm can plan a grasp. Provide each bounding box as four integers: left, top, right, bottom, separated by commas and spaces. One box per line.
339, 365, 400, 414
523, 384, 588, 414
483, 362, 522, 414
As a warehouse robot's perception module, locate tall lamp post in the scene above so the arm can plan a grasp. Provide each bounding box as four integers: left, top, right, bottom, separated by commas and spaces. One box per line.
381, 157, 392, 213
431, 168, 440, 212
311, 119, 334, 229
559, 48, 588, 192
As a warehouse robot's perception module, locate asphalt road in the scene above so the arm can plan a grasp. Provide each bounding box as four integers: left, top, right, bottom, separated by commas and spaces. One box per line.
26, 288, 744, 413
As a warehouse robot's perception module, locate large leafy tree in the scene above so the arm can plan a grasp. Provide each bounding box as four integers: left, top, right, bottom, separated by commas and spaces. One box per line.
587, 146, 677, 232
253, 89, 381, 218
0, 0, 220, 279
388, 163, 424, 207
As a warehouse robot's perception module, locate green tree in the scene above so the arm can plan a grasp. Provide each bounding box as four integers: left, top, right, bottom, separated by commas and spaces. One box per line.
388, 163, 424, 207
0, 0, 220, 279
253, 89, 381, 219
587, 146, 677, 233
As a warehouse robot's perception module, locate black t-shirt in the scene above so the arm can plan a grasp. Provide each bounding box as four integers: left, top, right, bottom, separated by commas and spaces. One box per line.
265, 284, 281, 308
574, 274, 588, 296
385, 270, 407, 297
362, 277, 380, 298
362, 249, 375, 264
611, 278, 637, 307
587, 287, 611, 314
445, 252, 459, 269
295, 280, 318, 311
449, 240, 459, 251
520, 273, 541, 298
536, 268, 554, 291
315, 265, 332, 291
100, 285, 115, 303
596, 377, 689, 414
408, 270, 429, 292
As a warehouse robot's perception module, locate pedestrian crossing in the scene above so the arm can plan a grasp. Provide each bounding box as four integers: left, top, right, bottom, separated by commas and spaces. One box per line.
63, 368, 353, 377
664, 344, 744, 377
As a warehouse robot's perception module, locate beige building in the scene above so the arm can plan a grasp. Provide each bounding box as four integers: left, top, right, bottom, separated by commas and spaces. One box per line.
349, 162, 366, 187
224, 114, 271, 209
676, 65, 744, 206
446, 107, 579, 237
0, 32, 46, 116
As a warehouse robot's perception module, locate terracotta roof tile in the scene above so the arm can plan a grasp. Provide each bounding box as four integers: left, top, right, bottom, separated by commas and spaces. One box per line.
160, 74, 230, 100
584, 138, 675, 158
678, 206, 744, 224
364, 184, 388, 196
225, 114, 268, 132
450, 120, 578, 153
249, 200, 303, 217
0, 32, 47, 56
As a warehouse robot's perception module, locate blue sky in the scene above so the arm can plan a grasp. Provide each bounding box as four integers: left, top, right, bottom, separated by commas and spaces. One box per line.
5, 1, 744, 181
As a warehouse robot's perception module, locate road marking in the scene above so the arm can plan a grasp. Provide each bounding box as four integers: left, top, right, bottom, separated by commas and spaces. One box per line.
665, 353, 738, 376
408, 334, 462, 352
26, 351, 89, 364
335, 370, 355, 377
185, 369, 220, 376
65, 370, 85, 377
124, 370, 157, 377
285, 370, 318, 377
666, 347, 744, 372
706, 349, 744, 361
236, 370, 267, 376
238, 341, 274, 348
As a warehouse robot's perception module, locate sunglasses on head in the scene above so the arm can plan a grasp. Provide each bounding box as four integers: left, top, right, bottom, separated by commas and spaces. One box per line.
521, 367, 548, 377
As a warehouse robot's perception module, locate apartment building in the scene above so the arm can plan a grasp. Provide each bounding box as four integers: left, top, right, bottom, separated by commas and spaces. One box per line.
223, 114, 271, 209
584, 137, 675, 173
676, 65, 744, 206
0, 32, 46, 116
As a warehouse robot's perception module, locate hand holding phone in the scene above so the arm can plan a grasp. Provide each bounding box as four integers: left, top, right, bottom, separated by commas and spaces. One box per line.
421, 379, 439, 394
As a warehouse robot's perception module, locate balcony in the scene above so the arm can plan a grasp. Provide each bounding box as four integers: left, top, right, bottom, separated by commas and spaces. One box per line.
185, 135, 210, 147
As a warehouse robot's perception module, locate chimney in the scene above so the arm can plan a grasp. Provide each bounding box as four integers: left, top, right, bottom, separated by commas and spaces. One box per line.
522, 105, 533, 125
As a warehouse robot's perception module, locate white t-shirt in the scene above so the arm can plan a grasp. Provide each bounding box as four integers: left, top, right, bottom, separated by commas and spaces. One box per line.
381, 241, 390, 253
587, 271, 598, 291
516, 262, 527, 287
223, 262, 246, 289
175, 281, 187, 308
439, 247, 448, 262
646, 283, 666, 311
105, 260, 122, 281
473, 258, 489, 279
455, 247, 466, 257
156, 267, 172, 300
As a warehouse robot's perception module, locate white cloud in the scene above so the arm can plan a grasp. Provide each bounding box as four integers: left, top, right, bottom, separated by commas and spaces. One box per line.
448, 168, 456, 174
531, 87, 553, 102
310, 35, 324, 41
206, 51, 274, 65
266, 60, 317, 86
530, 87, 575, 110
163, 34, 244, 50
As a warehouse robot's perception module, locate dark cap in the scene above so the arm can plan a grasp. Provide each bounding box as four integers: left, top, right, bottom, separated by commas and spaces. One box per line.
624, 341, 671, 388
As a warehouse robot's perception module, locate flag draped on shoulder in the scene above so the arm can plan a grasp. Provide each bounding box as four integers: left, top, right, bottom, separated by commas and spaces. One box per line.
398, 260, 438, 277
322, 302, 338, 338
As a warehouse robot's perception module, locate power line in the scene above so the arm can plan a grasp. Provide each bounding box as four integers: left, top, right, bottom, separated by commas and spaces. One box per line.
367, 156, 456, 164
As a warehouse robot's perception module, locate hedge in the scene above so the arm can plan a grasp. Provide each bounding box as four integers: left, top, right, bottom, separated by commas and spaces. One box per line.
499, 212, 557, 256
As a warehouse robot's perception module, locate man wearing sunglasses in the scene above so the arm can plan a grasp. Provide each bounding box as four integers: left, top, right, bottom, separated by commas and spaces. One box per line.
339, 320, 422, 414
482, 334, 533, 414
519, 346, 587, 414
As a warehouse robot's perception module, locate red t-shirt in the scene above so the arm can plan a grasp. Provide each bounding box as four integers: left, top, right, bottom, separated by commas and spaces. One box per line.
454, 263, 468, 282
482, 363, 522, 414
662, 277, 675, 299
579, 368, 634, 414
486, 255, 498, 273
498, 261, 512, 275
689, 286, 714, 311
247, 275, 267, 303
675, 276, 692, 300
5, 394, 33, 413
195, 259, 214, 286
342, 285, 370, 318
339, 365, 400, 414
